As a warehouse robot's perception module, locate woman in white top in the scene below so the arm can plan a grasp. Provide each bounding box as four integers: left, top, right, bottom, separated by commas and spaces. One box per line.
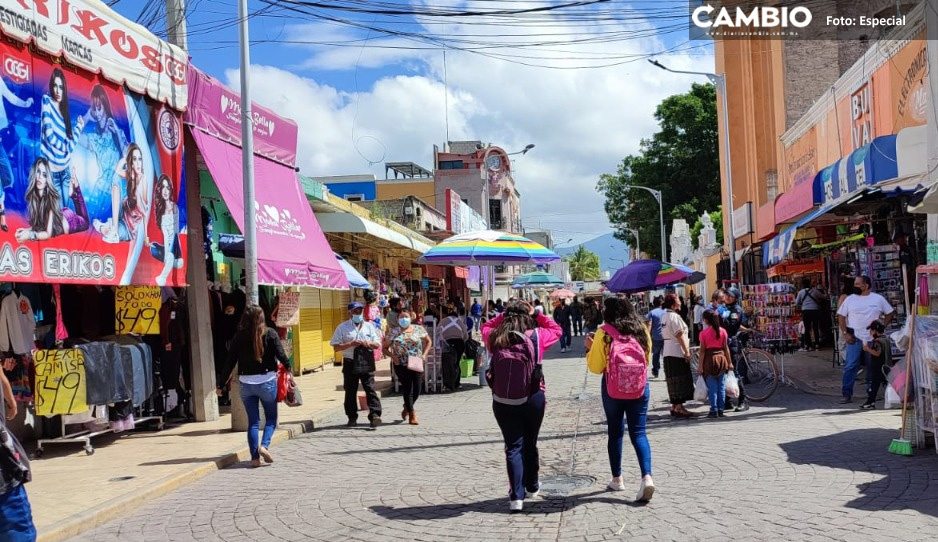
150, 175, 183, 286
661, 293, 694, 417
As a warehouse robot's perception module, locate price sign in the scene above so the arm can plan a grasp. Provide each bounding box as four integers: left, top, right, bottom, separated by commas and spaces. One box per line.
275, 291, 300, 327
115, 286, 161, 335
34, 349, 87, 416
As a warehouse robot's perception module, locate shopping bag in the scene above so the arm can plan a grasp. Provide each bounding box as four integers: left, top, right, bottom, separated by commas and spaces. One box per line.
884, 384, 901, 409
694, 375, 709, 403
725, 372, 740, 398
285, 382, 303, 408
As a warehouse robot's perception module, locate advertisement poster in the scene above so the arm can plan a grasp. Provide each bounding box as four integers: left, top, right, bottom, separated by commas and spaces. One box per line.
115, 286, 161, 334
0, 39, 186, 285
34, 348, 87, 416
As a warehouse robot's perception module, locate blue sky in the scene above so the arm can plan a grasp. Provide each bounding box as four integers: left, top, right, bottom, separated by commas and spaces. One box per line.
114, 0, 713, 247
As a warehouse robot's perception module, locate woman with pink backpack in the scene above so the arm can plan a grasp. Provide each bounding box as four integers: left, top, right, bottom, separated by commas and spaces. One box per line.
482, 300, 562, 512
585, 297, 655, 502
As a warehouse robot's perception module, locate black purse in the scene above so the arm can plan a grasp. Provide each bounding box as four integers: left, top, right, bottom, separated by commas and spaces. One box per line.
348, 345, 376, 375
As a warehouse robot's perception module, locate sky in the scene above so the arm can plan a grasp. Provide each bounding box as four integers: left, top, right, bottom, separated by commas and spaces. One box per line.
115, 0, 714, 247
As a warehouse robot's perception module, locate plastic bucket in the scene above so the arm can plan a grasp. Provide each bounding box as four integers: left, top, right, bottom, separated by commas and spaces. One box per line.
460, 358, 474, 378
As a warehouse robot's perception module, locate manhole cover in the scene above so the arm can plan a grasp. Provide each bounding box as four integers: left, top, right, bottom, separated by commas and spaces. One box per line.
537, 475, 595, 496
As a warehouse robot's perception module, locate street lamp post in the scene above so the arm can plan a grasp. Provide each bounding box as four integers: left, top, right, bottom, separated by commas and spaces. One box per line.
627, 185, 666, 262
648, 59, 736, 280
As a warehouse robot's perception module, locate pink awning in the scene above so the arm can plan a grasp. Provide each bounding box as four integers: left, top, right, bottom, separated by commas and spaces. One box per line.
775, 181, 816, 224
191, 130, 348, 289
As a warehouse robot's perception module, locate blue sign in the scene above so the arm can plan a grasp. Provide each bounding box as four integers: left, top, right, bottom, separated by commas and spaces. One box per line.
421, 278, 430, 290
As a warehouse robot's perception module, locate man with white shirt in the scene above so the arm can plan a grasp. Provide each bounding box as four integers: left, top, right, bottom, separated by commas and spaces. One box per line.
837, 276, 894, 404
331, 302, 383, 428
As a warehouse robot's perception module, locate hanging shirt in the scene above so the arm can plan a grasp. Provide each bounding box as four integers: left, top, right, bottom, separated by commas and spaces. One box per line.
0, 293, 34, 354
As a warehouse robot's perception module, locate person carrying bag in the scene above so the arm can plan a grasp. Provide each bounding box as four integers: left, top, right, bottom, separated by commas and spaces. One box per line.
383, 310, 432, 425
697, 310, 734, 418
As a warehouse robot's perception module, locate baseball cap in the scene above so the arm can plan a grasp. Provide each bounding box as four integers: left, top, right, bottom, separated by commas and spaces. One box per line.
348, 301, 364, 311
867, 321, 885, 333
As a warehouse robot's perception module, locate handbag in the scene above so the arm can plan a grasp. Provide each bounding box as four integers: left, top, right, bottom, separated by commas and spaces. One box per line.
285, 381, 303, 407
276, 363, 291, 403
407, 355, 425, 373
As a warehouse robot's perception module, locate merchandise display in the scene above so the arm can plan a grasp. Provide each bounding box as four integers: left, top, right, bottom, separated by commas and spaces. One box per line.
741, 283, 800, 343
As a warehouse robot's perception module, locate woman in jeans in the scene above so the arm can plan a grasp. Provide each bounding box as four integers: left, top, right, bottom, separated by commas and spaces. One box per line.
384, 311, 431, 425
585, 298, 655, 502
220, 305, 292, 467
482, 301, 561, 512
697, 310, 733, 418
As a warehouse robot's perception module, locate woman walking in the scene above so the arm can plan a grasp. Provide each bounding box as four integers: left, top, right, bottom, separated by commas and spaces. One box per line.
697, 310, 734, 418
482, 300, 561, 512
220, 305, 292, 467
585, 297, 655, 502
383, 311, 431, 425
661, 294, 694, 417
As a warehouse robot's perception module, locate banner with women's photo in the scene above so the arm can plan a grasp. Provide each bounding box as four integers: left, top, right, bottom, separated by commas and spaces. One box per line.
0, 39, 187, 286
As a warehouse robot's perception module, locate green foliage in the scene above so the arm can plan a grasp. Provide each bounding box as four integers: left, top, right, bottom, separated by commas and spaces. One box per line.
689, 207, 723, 249
565, 245, 601, 281
597, 83, 720, 259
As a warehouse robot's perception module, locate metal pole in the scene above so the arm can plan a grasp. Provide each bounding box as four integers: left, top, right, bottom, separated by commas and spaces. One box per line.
657, 191, 666, 262
165, 0, 187, 50
238, 0, 259, 305
719, 75, 737, 280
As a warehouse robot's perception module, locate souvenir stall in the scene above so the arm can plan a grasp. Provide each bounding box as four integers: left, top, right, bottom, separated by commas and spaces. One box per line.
0, 1, 193, 451
741, 283, 801, 353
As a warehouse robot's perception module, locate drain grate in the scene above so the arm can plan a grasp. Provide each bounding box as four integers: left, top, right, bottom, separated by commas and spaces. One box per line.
537, 475, 595, 496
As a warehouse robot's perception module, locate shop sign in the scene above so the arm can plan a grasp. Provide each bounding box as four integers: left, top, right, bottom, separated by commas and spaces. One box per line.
850, 78, 874, 150
732, 202, 753, 238
0, 39, 186, 286
892, 28, 928, 131
785, 126, 817, 187
275, 290, 300, 327
0, 0, 187, 109
34, 348, 87, 415
115, 286, 161, 334
186, 66, 299, 167
445, 189, 487, 234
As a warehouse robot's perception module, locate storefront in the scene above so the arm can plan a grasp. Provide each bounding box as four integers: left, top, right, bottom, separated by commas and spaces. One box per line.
0, 0, 193, 446
184, 67, 348, 393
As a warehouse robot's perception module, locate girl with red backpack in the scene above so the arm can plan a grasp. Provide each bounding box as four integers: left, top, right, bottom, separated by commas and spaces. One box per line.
482, 300, 561, 512
585, 297, 655, 502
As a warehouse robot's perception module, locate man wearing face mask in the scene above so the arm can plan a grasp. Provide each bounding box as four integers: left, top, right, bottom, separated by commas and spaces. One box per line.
331, 301, 384, 428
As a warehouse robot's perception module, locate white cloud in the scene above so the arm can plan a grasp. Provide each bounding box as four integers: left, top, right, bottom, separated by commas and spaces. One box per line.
225, 10, 714, 247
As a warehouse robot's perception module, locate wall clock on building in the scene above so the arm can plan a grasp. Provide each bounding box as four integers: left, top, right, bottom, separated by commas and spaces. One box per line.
486, 154, 502, 172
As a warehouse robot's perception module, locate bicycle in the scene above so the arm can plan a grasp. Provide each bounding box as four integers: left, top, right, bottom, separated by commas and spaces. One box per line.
689, 332, 780, 403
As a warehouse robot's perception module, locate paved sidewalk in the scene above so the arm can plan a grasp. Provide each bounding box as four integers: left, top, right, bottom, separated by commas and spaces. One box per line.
30, 363, 393, 542
776, 348, 845, 396
69, 350, 938, 542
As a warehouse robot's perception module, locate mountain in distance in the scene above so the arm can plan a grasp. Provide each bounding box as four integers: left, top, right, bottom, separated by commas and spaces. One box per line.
555, 232, 630, 275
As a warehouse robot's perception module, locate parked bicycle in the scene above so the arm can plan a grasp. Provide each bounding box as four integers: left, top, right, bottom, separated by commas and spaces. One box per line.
689, 332, 779, 403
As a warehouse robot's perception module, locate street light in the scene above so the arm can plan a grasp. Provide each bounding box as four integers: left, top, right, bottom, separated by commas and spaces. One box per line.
508, 144, 536, 156
626, 185, 666, 262
648, 59, 736, 280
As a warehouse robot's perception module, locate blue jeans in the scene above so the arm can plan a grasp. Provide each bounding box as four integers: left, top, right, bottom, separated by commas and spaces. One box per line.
50, 168, 72, 210
651, 340, 664, 375
601, 380, 652, 478
0, 485, 37, 542
706, 374, 726, 413
492, 390, 546, 501
240, 378, 278, 460
560, 324, 572, 349
842, 340, 870, 399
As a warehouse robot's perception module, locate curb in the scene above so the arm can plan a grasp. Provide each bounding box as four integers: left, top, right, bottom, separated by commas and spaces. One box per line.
38, 381, 394, 542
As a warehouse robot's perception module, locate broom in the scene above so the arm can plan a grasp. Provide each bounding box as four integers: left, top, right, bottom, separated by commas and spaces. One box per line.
888, 279, 915, 456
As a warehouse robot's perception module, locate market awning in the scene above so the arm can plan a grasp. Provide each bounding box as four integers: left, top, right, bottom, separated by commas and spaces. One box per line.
763, 203, 836, 267
314, 213, 434, 254
191, 130, 348, 289
775, 180, 817, 224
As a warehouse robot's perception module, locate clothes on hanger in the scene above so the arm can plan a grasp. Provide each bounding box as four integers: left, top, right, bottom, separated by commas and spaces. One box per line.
0, 289, 35, 354
160, 296, 191, 393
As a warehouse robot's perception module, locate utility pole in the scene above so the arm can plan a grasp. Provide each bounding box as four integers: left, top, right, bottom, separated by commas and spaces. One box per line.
165, 0, 188, 50
239, 0, 259, 305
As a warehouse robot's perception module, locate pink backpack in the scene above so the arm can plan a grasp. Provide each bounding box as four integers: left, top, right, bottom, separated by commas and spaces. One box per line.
600, 324, 648, 400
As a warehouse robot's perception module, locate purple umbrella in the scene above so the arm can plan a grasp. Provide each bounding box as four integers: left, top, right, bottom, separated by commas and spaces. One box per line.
606, 259, 697, 294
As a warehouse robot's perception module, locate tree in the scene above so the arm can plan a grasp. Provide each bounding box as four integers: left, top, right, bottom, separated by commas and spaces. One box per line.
566, 245, 601, 281
597, 83, 720, 260
690, 207, 724, 249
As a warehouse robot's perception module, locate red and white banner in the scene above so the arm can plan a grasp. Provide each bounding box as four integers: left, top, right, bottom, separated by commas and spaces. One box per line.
0, 0, 188, 110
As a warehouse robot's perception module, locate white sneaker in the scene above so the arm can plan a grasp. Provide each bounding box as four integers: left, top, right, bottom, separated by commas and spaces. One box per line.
526, 489, 539, 499
636, 477, 655, 502
607, 478, 625, 491
509, 500, 523, 512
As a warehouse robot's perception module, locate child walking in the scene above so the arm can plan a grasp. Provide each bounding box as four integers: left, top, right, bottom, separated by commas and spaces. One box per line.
697, 310, 734, 418
860, 321, 892, 410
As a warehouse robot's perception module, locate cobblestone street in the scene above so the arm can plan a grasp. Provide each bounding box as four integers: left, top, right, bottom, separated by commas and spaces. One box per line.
70, 352, 938, 542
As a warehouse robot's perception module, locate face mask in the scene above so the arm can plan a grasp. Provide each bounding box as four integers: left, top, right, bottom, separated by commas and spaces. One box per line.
399, 318, 412, 328
352, 314, 364, 324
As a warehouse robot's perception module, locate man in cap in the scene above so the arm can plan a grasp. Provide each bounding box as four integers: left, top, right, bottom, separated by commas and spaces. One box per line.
331, 301, 384, 428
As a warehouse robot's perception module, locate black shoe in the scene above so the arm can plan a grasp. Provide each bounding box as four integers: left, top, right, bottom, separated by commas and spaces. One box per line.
734, 402, 750, 412
859, 402, 876, 410
651, 371, 659, 379
718, 411, 725, 417
347, 418, 357, 427
370, 416, 382, 428
707, 411, 718, 418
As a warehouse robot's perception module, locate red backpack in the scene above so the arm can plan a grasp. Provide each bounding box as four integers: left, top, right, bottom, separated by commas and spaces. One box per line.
601, 324, 648, 400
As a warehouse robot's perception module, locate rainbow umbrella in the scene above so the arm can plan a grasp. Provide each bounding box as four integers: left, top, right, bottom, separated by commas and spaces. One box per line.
418, 230, 560, 265
606, 259, 703, 294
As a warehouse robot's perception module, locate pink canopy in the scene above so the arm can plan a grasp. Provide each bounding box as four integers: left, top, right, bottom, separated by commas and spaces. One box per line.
191, 130, 348, 289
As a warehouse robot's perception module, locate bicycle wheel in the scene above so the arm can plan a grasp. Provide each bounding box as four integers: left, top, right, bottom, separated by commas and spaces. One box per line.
689, 346, 700, 376
739, 348, 779, 402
